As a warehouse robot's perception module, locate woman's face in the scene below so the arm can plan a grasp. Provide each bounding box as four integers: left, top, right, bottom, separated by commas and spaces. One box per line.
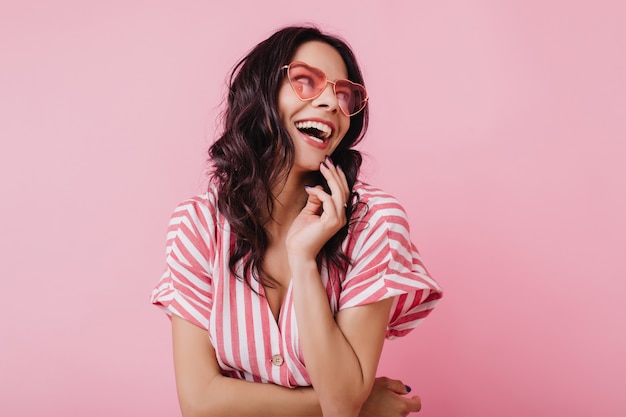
278, 41, 351, 174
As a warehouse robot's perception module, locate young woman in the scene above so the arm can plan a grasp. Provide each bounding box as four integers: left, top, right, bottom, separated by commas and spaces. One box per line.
152, 26, 443, 417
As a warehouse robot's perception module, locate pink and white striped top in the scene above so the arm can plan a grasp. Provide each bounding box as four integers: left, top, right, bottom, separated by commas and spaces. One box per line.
151, 182, 442, 388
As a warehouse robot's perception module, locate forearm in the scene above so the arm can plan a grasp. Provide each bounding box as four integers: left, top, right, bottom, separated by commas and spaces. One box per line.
172, 315, 323, 417
181, 374, 322, 417
290, 260, 373, 417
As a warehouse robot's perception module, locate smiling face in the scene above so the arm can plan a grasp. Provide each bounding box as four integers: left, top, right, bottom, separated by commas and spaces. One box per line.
278, 41, 351, 174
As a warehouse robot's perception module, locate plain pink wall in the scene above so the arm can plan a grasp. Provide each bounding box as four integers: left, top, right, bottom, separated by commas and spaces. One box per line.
1, 1, 624, 416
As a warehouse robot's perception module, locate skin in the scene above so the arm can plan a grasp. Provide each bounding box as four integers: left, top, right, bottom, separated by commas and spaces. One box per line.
171, 41, 423, 417
277, 41, 350, 176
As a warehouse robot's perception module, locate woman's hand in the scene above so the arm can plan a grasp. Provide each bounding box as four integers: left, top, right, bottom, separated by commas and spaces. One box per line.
359, 377, 422, 417
286, 156, 350, 260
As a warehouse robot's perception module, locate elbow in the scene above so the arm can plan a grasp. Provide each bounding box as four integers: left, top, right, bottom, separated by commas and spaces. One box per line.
180, 405, 206, 417
177, 382, 224, 417
180, 397, 227, 417
179, 395, 215, 417
318, 388, 369, 417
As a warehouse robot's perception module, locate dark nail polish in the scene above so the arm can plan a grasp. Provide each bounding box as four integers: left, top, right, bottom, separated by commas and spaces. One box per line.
326, 155, 333, 164
405, 385, 412, 393
337, 164, 343, 171
321, 161, 329, 169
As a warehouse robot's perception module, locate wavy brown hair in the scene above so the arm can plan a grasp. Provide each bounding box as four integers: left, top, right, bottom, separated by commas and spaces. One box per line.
209, 26, 369, 288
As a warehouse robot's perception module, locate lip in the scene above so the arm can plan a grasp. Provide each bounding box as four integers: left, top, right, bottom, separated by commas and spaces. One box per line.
294, 117, 337, 135
293, 117, 337, 150
297, 129, 330, 149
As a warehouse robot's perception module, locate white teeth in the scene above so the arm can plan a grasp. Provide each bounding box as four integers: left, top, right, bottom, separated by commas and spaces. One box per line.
295, 120, 333, 139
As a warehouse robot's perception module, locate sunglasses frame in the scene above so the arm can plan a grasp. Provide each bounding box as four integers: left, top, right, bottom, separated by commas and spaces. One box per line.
281, 61, 369, 117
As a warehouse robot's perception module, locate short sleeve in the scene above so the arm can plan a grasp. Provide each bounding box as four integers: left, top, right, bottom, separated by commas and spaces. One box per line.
151, 194, 217, 330
340, 188, 443, 339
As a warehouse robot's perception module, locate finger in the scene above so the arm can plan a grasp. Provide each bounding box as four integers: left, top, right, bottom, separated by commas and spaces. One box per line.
403, 395, 422, 413
336, 164, 349, 198
320, 159, 347, 211
304, 186, 342, 227
305, 185, 335, 212
384, 378, 411, 395
301, 186, 324, 214
333, 164, 350, 210
320, 162, 342, 205
320, 157, 342, 188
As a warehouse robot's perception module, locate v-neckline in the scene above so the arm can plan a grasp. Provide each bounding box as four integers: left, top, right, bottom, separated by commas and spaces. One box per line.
259, 279, 293, 329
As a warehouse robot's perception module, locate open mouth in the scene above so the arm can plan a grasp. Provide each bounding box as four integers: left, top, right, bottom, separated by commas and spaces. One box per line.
295, 120, 333, 143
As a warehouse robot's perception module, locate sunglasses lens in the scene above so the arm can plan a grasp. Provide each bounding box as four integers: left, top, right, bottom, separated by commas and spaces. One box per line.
335, 80, 367, 116
287, 62, 368, 116
288, 63, 326, 100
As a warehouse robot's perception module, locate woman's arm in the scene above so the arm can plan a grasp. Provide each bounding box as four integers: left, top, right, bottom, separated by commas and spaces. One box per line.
289, 261, 393, 417
286, 161, 397, 417
172, 314, 321, 417
172, 315, 422, 417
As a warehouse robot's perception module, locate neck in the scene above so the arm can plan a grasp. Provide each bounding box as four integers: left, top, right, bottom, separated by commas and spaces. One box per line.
265, 170, 317, 239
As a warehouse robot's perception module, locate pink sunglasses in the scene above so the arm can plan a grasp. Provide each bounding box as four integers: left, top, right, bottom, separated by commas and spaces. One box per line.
282, 61, 369, 116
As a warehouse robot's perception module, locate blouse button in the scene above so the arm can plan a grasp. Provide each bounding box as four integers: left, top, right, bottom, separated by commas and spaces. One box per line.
271, 354, 284, 366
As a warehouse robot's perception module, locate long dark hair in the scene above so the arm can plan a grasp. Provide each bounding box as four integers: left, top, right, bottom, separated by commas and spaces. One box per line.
209, 25, 369, 288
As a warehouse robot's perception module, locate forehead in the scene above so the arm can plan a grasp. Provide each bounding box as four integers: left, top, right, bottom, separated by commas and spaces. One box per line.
290, 41, 348, 81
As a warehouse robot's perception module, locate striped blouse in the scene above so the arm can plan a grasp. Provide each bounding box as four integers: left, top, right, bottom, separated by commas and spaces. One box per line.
151, 181, 442, 388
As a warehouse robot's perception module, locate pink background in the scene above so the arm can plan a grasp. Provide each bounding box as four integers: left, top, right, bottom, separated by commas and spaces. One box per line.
1, 1, 625, 416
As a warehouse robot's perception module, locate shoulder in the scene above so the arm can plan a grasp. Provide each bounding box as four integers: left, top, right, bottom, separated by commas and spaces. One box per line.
166, 185, 222, 249
354, 181, 405, 208
352, 181, 410, 225
170, 185, 219, 224
343, 182, 415, 260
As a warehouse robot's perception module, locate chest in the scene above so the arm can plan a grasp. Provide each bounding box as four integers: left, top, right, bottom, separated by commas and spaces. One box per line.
261, 242, 291, 322
207, 242, 341, 387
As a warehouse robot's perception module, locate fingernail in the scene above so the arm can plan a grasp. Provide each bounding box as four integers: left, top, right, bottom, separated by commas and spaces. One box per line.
321, 161, 329, 169
325, 155, 333, 164
405, 385, 412, 393
337, 164, 343, 171
304, 185, 313, 189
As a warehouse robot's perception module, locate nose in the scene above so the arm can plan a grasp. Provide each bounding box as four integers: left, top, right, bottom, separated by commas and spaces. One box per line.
310, 82, 340, 113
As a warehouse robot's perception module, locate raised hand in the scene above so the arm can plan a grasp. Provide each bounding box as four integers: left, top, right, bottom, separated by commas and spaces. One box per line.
286, 155, 350, 260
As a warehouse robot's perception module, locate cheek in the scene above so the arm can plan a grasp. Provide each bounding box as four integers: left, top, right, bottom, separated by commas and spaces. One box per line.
277, 82, 301, 120
276, 86, 289, 120
338, 117, 351, 140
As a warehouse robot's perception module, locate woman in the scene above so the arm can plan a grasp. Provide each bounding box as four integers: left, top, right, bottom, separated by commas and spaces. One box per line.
152, 26, 443, 417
